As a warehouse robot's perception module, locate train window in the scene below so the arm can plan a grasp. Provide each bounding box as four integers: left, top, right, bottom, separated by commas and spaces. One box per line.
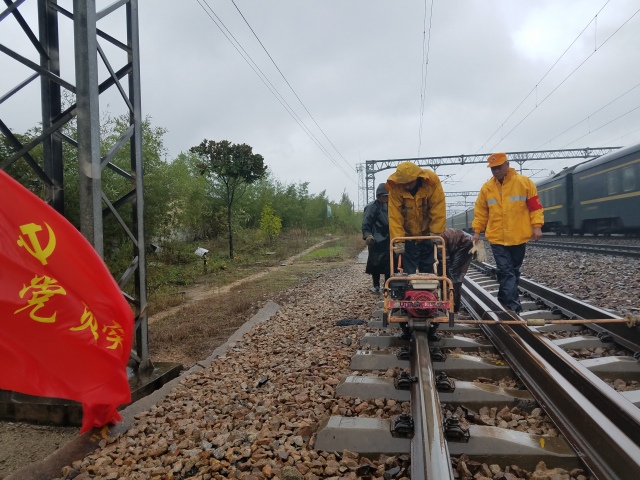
622, 166, 636, 192
607, 171, 621, 195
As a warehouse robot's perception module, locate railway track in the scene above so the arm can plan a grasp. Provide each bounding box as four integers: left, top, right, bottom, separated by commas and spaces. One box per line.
530, 239, 640, 258
7, 254, 640, 479
320, 262, 640, 479
463, 264, 640, 479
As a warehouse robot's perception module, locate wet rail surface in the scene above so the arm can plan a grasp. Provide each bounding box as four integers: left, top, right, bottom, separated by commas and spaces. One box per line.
528, 239, 640, 258
527, 235, 640, 258
328, 262, 640, 479
463, 264, 640, 479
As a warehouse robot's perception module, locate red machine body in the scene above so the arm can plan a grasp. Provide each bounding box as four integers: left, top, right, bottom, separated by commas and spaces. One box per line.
403, 289, 438, 317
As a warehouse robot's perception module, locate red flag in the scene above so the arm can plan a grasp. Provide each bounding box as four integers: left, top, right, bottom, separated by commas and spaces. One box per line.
0, 171, 133, 432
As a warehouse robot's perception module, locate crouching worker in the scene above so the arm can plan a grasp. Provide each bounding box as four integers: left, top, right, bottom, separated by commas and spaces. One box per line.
362, 183, 391, 294
438, 228, 486, 313
385, 162, 446, 274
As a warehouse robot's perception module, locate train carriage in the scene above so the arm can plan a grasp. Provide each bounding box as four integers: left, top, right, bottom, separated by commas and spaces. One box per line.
447, 208, 474, 233
536, 166, 577, 235
572, 143, 640, 235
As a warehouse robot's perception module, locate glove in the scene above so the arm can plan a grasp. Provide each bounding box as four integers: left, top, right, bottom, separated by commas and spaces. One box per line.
365, 235, 374, 246
394, 242, 405, 254
469, 240, 487, 263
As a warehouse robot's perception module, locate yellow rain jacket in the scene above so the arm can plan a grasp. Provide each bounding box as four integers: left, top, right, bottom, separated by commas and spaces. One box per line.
472, 168, 544, 246
385, 162, 446, 242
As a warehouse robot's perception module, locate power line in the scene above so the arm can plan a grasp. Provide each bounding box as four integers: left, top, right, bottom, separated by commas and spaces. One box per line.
417, 0, 434, 156
602, 126, 640, 146
476, 1, 613, 154
195, 0, 357, 184
446, 2, 614, 188
486, 4, 640, 153
537, 82, 640, 149
561, 103, 640, 148
229, 0, 353, 175
198, 0, 356, 183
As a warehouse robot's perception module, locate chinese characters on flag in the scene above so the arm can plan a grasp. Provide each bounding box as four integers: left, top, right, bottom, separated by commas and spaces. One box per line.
0, 171, 133, 433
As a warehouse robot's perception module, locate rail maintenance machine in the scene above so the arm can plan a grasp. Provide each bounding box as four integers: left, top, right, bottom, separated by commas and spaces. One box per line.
382, 235, 456, 333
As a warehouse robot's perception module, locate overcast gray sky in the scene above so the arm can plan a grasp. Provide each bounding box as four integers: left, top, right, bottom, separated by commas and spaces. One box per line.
2, 1, 640, 212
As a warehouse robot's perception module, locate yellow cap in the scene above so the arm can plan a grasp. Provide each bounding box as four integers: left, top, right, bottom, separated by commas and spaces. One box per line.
487, 152, 507, 168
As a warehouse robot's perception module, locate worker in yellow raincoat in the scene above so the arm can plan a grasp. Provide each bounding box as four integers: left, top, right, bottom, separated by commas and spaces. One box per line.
385, 161, 446, 275
472, 153, 544, 314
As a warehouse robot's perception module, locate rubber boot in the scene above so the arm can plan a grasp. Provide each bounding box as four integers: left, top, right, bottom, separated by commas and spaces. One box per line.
453, 282, 462, 313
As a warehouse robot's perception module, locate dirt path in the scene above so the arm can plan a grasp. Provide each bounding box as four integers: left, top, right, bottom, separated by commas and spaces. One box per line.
148, 238, 337, 325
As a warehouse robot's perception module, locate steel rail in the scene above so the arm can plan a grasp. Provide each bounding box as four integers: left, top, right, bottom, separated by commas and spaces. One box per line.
474, 261, 640, 354
471, 263, 640, 435
410, 331, 454, 479
463, 274, 640, 479
528, 241, 640, 258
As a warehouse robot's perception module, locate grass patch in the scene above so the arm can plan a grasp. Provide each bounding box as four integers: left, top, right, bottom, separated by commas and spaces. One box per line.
149, 260, 352, 367
300, 245, 343, 261
147, 232, 363, 367
298, 235, 364, 263
145, 233, 328, 314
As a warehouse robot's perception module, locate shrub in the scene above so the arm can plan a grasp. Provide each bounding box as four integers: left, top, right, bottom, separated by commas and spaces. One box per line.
259, 204, 282, 242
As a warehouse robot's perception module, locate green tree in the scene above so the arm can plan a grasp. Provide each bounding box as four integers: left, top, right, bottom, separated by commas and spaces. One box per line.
259, 204, 282, 242
89, 114, 176, 264
234, 174, 277, 229
306, 190, 331, 229
163, 152, 213, 240
329, 190, 360, 232
189, 139, 267, 259
1, 133, 46, 197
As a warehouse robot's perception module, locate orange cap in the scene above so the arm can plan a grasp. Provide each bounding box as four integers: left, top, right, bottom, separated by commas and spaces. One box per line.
487, 152, 507, 168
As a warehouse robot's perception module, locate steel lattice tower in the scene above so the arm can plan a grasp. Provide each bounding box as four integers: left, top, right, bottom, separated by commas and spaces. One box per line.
1, 0, 151, 371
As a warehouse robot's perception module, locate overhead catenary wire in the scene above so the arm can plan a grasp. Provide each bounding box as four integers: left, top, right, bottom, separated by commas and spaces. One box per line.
602, 126, 640, 146
526, 40, 640, 168
416, 3, 640, 214
536, 82, 640, 150
477, 1, 612, 153
561, 103, 640, 148
443, 2, 615, 189
485, 2, 640, 153
417, 0, 435, 156
464, 99, 640, 189
228, 0, 353, 175
475, 1, 612, 154
497, 7, 640, 184
442, 1, 638, 192
451, 95, 640, 195
195, 0, 357, 185
526, 120, 640, 177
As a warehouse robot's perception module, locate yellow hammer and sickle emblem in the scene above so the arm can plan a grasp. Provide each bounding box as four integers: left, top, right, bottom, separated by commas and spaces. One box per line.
17, 223, 56, 265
